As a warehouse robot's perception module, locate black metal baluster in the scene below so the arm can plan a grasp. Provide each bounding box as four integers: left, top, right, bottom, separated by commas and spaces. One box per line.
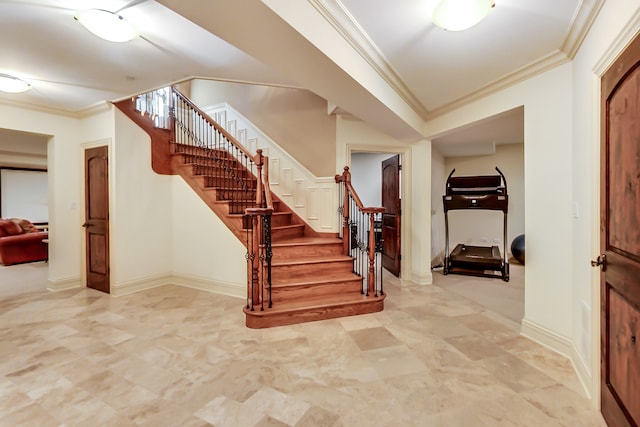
264, 213, 272, 308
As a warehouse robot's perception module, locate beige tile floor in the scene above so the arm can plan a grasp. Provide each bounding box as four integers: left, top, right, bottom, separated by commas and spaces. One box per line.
0, 269, 606, 426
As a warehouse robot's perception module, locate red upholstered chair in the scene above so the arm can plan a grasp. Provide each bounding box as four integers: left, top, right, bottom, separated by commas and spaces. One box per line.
0, 219, 48, 266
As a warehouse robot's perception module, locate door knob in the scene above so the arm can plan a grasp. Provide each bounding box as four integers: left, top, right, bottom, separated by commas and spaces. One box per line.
591, 254, 607, 272
82, 222, 93, 228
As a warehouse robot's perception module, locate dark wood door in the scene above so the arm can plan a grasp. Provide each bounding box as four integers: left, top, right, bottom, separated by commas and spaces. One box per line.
599, 32, 640, 427
84, 146, 110, 293
381, 154, 401, 276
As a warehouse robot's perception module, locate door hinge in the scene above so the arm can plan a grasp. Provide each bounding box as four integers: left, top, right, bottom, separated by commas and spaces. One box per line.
398, 254, 402, 261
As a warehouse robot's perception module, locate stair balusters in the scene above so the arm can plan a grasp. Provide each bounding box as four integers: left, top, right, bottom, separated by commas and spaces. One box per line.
335, 166, 385, 298
134, 86, 275, 312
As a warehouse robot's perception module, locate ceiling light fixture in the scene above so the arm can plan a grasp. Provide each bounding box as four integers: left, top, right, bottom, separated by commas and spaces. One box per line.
74, 9, 138, 42
432, 0, 495, 31
0, 73, 31, 93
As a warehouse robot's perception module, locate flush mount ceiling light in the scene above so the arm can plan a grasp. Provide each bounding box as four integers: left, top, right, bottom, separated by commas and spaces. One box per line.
432, 0, 495, 31
0, 73, 31, 93
75, 9, 138, 42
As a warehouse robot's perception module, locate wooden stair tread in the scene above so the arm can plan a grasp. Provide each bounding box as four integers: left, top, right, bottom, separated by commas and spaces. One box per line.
163, 110, 383, 329
271, 274, 362, 287
272, 254, 353, 266
246, 292, 384, 313
272, 236, 341, 246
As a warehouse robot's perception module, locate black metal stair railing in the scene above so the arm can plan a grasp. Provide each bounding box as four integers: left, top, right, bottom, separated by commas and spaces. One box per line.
133, 85, 274, 312
335, 166, 384, 297
172, 89, 259, 217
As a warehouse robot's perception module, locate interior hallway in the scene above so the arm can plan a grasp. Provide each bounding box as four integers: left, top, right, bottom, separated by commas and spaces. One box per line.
0, 268, 605, 426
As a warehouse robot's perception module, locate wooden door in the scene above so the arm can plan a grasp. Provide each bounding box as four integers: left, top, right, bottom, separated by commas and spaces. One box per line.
84, 146, 110, 293
381, 154, 401, 276
599, 32, 640, 427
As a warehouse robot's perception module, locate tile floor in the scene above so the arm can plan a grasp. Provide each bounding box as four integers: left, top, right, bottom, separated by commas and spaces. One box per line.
0, 271, 606, 426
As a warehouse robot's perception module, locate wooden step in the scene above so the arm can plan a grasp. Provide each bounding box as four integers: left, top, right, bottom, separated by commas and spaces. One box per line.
271, 224, 305, 240
271, 255, 354, 280
271, 275, 363, 303
213, 187, 256, 201
171, 143, 234, 159
203, 175, 254, 189
272, 237, 343, 259
243, 293, 385, 328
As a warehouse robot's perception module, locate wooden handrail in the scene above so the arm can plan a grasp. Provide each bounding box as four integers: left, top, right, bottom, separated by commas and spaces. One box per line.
335, 166, 384, 215
172, 86, 257, 162
335, 165, 385, 297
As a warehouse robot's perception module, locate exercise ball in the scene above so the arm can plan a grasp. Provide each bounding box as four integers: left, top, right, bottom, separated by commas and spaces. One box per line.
511, 234, 525, 265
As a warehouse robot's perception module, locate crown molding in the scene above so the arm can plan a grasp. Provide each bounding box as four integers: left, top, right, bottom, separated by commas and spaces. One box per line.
312, 0, 605, 123
561, 0, 606, 59
0, 98, 81, 118
428, 50, 570, 119
309, 0, 429, 119
593, 7, 640, 76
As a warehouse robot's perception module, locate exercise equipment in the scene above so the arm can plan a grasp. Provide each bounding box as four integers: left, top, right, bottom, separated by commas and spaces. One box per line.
511, 234, 525, 265
442, 167, 509, 282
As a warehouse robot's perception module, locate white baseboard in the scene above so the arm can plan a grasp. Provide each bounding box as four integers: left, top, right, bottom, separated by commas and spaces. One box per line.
110, 272, 244, 300
170, 273, 244, 299
410, 271, 433, 286
110, 273, 169, 296
47, 276, 82, 292
521, 318, 592, 399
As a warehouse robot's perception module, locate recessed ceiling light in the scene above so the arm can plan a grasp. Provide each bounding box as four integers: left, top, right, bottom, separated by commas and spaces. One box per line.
75, 9, 138, 42
432, 0, 495, 31
0, 73, 31, 93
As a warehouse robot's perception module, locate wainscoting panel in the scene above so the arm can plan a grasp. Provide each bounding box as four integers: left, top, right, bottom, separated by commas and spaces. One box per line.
203, 103, 338, 232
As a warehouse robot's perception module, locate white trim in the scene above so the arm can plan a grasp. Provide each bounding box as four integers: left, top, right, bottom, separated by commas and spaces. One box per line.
410, 271, 433, 286
202, 102, 338, 232
521, 318, 591, 398
588, 12, 640, 409
590, 73, 602, 410
110, 273, 168, 296
571, 342, 593, 400
521, 318, 574, 355
108, 272, 245, 299
170, 273, 244, 299
345, 143, 413, 281
593, 10, 640, 75
47, 276, 82, 292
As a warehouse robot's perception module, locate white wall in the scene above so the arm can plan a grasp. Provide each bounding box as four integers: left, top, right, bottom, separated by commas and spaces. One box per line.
427, 63, 574, 340
111, 110, 246, 296
350, 152, 395, 207
0, 169, 48, 222
171, 178, 246, 295
0, 104, 87, 288
570, 0, 640, 396
425, 1, 637, 400
430, 148, 446, 265
337, 116, 432, 285
443, 144, 524, 254
0, 130, 47, 169
110, 111, 173, 293
189, 79, 337, 177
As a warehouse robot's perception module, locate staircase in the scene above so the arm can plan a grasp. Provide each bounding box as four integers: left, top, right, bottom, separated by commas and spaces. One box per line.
115, 86, 385, 328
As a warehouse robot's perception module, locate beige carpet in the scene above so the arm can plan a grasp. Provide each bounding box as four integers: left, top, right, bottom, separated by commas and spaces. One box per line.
432, 259, 524, 324
0, 261, 48, 298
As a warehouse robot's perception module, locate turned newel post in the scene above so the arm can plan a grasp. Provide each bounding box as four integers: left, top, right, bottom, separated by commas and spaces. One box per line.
251, 214, 260, 308
364, 208, 385, 296
335, 166, 351, 256
255, 149, 264, 207
367, 212, 376, 296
